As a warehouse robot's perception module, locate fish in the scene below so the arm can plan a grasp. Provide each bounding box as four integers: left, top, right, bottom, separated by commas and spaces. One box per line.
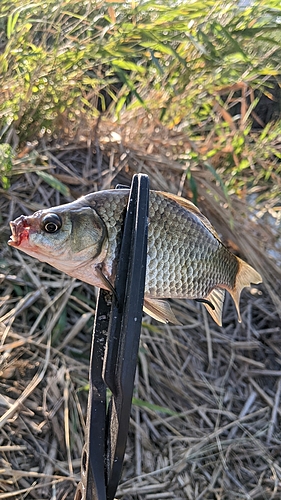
8, 188, 262, 326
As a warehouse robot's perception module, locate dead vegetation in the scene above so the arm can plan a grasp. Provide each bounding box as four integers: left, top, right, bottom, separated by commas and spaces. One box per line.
0, 120, 281, 499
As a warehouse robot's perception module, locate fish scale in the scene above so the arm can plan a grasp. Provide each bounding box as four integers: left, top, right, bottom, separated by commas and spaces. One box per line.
92, 190, 238, 299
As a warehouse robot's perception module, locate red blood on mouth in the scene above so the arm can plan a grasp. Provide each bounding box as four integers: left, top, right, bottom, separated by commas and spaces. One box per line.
9, 215, 31, 247
19, 227, 30, 245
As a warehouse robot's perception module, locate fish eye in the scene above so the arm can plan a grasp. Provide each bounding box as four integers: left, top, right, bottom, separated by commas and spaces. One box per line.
42, 214, 62, 233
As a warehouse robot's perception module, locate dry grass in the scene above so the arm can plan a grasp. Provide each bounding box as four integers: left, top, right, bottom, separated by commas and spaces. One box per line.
0, 119, 281, 499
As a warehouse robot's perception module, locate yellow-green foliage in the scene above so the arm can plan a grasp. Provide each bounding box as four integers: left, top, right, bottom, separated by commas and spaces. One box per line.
0, 0, 280, 196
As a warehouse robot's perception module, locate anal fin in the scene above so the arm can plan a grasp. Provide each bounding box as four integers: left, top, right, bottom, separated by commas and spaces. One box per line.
143, 298, 182, 325
202, 288, 225, 326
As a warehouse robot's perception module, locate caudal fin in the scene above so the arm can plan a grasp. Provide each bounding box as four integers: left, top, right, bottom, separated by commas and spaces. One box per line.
228, 258, 262, 322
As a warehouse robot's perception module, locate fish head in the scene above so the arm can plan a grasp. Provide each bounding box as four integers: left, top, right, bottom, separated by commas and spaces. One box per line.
8, 205, 107, 276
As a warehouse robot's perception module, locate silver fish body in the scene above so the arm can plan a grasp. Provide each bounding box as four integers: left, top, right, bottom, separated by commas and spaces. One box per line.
9, 189, 262, 325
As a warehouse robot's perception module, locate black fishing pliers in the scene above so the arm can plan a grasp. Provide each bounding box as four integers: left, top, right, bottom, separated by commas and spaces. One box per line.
74, 173, 149, 500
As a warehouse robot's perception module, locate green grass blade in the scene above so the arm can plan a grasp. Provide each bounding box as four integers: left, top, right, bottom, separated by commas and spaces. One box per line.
132, 398, 179, 416
36, 171, 71, 197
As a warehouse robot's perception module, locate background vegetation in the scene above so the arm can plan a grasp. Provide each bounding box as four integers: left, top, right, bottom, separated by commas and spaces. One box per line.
0, 0, 281, 499
0, 0, 280, 193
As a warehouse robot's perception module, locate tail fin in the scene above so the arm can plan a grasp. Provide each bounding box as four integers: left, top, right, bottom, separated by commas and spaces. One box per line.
228, 258, 262, 322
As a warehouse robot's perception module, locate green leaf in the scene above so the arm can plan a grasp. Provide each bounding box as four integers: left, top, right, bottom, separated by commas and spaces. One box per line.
238, 158, 250, 171
114, 69, 146, 107
212, 22, 249, 61
132, 398, 179, 416
140, 39, 186, 65
0, 143, 13, 189
115, 94, 127, 117
111, 59, 146, 75
187, 169, 198, 205
204, 162, 230, 204
1, 176, 10, 189
36, 171, 70, 197
7, 11, 20, 38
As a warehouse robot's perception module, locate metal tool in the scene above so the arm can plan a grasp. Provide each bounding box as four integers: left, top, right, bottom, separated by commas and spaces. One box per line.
75, 173, 149, 500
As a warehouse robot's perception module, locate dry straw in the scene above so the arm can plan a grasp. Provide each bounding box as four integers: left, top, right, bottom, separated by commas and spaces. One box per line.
0, 117, 280, 499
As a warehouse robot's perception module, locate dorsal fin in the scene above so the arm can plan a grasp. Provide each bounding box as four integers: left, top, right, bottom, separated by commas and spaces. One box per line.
157, 191, 220, 239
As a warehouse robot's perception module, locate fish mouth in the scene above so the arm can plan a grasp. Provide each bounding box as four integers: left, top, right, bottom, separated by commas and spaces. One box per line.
8, 216, 30, 247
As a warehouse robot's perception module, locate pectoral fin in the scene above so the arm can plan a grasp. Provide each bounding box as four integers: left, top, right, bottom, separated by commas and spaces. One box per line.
202, 288, 225, 326
95, 266, 116, 296
143, 298, 182, 325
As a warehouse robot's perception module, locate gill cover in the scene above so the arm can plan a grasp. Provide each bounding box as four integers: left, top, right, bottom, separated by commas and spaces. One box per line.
68, 206, 107, 258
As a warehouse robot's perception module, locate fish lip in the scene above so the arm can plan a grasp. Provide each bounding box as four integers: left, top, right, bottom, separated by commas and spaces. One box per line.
8, 222, 19, 246
8, 216, 30, 247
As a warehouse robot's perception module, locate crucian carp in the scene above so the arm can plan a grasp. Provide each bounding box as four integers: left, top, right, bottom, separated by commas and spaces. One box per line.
8, 189, 262, 326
